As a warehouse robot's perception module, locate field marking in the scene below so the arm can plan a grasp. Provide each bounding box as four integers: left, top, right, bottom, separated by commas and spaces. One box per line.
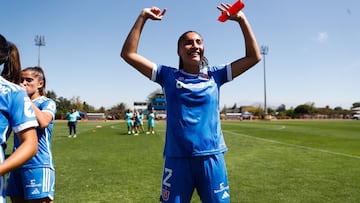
110, 125, 123, 129
223, 130, 360, 160
223, 123, 286, 131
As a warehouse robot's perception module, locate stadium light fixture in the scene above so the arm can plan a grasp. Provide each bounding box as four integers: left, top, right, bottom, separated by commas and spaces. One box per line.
34, 35, 45, 67
261, 45, 269, 116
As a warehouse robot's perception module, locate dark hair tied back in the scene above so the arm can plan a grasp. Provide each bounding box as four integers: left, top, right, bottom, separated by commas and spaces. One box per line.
0, 34, 10, 65
0, 34, 22, 84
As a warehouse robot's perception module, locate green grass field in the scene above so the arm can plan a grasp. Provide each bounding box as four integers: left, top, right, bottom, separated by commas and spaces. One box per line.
8, 120, 360, 202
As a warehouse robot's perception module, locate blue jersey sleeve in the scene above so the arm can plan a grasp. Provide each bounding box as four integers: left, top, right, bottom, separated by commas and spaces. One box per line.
208, 63, 232, 85
10, 87, 38, 133
0, 79, 38, 144
38, 97, 56, 119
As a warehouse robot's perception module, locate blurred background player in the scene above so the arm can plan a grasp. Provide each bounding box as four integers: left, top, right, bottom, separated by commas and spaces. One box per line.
137, 111, 145, 134
146, 109, 155, 135
132, 111, 139, 136
125, 109, 134, 134
66, 108, 80, 138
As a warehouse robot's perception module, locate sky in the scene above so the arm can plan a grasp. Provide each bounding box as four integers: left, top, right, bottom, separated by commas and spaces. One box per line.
2, 0, 359, 110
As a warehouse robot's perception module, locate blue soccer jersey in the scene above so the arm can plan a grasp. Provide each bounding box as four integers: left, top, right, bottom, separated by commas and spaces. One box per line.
13, 96, 56, 169
0, 76, 38, 145
66, 111, 79, 122
125, 112, 133, 127
148, 112, 155, 127
152, 64, 232, 157
0, 76, 38, 202
138, 113, 143, 124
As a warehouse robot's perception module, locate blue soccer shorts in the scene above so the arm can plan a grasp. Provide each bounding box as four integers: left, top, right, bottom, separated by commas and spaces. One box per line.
6, 167, 55, 200
148, 120, 154, 127
0, 148, 5, 203
160, 153, 230, 203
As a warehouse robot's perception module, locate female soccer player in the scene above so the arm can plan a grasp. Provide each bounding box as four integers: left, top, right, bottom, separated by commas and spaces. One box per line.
66, 108, 80, 138
7, 66, 56, 203
146, 109, 155, 135
121, 3, 261, 202
125, 109, 134, 134
0, 34, 38, 203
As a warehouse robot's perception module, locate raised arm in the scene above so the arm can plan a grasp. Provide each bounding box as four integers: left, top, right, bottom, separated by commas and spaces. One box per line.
217, 3, 262, 79
121, 7, 166, 79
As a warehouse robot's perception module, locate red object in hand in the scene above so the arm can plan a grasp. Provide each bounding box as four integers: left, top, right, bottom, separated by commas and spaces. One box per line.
218, 0, 245, 22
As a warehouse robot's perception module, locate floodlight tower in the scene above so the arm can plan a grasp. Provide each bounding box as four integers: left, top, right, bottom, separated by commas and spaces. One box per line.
261, 45, 269, 116
34, 35, 45, 67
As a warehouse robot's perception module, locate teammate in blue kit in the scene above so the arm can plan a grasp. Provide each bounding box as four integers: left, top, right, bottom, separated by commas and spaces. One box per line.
0, 34, 39, 203
7, 67, 56, 203
121, 3, 261, 203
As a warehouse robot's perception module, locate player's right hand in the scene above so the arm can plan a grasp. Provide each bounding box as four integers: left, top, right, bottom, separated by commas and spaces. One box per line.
142, 7, 166, 20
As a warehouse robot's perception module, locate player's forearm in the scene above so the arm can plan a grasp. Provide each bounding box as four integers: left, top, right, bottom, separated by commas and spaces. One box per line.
121, 11, 148, 61
238, 15, 261, 64
230, 13, 261, 78
32, 103, 52, 128
0, 128, 37, 176
121, 10, 154, 78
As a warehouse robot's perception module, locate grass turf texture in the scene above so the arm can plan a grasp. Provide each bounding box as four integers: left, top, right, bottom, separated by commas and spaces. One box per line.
7, 120, 360, 202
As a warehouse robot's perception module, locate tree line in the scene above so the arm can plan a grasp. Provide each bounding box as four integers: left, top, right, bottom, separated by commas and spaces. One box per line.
47, 89, 360, 120
46, 90, 127, 120
222, 102, 360, 119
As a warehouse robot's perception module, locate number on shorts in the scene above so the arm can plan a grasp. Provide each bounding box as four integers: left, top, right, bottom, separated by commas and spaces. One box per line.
163, 168, 172, 187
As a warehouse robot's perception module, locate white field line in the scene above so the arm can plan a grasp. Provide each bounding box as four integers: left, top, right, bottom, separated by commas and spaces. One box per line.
223, 130, 360, 160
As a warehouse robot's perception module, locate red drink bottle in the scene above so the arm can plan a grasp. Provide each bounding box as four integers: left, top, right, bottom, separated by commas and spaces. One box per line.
218, 0, 245, 22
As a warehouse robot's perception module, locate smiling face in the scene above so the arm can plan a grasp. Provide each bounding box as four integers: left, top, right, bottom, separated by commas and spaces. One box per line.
177, 31, 204, 73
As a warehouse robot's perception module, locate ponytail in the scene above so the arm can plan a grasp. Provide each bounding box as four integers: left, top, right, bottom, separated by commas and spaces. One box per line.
0, 34, 21, 84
